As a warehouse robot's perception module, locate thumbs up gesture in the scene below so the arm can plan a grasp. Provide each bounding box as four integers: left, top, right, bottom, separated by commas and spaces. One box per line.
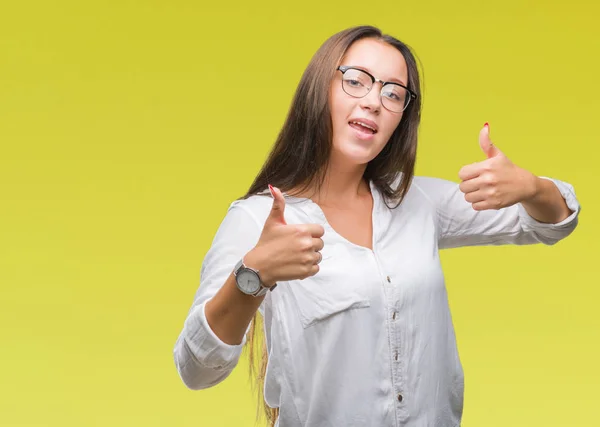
244, 185, 326, 287
458, 123, 537, 211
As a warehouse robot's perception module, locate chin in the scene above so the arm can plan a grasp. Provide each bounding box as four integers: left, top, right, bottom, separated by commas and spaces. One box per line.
331, 144, 380, 166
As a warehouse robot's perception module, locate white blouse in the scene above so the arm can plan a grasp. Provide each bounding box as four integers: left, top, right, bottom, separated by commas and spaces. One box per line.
173, 176, 580, 427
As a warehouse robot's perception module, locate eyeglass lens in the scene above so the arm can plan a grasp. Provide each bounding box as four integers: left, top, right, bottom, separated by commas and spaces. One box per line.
341, 68, 409, 112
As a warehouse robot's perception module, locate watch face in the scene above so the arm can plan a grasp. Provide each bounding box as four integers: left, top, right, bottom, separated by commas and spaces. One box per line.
237, 269, 261, 294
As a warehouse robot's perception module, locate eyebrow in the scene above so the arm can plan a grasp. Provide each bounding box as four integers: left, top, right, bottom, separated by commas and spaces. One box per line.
351, 65, 407, 86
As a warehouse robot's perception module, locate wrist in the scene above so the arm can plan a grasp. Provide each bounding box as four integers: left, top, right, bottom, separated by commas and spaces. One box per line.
522, 171, 542, 203
244, 247, 276, 288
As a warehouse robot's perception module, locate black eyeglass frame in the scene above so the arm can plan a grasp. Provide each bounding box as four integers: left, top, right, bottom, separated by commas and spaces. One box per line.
336, 65, 417, 112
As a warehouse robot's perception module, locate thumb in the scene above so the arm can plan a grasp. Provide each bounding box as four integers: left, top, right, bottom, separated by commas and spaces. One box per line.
479, 122, 501, 158
267, 184, 287, 225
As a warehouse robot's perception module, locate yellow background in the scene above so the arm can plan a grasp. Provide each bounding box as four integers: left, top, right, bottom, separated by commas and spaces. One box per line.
1, 1, 598, 426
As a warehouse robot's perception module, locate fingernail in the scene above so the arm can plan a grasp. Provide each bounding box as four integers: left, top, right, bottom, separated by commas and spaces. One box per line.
268, 184, 275, 196
484, 122, 489, 128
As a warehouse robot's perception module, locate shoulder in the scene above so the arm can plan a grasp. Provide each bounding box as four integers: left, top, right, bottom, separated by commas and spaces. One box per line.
400, 175, 460, 209
387, 173, 455, 193
227, 192, 273, 228
410, 175, 458, 194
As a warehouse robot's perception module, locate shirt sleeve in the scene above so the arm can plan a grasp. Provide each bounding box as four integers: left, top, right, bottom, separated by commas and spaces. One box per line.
412, 176, 581, 250
173, 200, 265, 390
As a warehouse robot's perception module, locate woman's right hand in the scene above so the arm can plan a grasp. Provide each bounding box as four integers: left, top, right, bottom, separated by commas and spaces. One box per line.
244, 185, 325, 287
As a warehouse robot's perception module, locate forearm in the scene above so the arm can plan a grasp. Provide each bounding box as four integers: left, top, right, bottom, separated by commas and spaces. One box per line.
174, 252, 266, 390
204, 271, 265, 346
521, 176, 573, 224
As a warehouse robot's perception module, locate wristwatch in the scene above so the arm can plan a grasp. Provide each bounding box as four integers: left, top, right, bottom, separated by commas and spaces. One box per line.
233, 258, 277, 297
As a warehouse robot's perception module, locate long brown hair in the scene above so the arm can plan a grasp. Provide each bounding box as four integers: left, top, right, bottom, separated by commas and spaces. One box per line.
242, 25, 423, 426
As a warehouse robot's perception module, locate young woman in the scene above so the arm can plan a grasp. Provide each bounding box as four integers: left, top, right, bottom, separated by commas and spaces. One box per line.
173, 26, 580, 427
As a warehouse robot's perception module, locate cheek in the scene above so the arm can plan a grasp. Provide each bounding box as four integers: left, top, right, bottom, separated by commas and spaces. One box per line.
381, 117, 402, 140
330, 89, 352, 127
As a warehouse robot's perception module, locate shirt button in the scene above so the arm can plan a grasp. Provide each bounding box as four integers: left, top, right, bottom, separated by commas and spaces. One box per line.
392, 311, 397, 320
386, 276, 391, 283
394, 351, 399, 361
397, 393, 403, 402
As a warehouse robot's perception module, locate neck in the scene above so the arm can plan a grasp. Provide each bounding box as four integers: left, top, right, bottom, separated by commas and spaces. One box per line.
312, 159, 370, 207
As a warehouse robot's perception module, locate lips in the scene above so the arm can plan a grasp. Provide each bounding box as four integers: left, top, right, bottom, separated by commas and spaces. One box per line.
348, 118, 378, 134
349, 122, 375, 135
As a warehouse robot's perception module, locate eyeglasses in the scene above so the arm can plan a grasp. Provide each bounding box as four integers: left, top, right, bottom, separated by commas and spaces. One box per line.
336, 65, 417, 113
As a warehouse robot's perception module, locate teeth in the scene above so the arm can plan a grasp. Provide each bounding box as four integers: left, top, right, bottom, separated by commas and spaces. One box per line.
350, 121, 376, 132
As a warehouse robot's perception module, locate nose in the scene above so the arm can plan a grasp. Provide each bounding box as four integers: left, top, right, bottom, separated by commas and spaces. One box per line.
359, 84, 382, 113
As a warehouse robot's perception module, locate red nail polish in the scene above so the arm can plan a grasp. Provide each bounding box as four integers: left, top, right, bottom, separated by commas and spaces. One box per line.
268, 184, 275, 196
484, 122, 489, 128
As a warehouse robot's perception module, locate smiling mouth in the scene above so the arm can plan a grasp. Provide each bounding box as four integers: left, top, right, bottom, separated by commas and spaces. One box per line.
348, 121, 377, 134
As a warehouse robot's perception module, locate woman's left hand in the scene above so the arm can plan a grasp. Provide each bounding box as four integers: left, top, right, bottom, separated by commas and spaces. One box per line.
458, 123, 538, 211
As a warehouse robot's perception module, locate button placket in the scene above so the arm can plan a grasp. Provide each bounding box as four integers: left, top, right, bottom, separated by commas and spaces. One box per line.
370, 251, 406, 420
387, 275, 405, 413
386, 275, 407, 418
391, 309, 404, 411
